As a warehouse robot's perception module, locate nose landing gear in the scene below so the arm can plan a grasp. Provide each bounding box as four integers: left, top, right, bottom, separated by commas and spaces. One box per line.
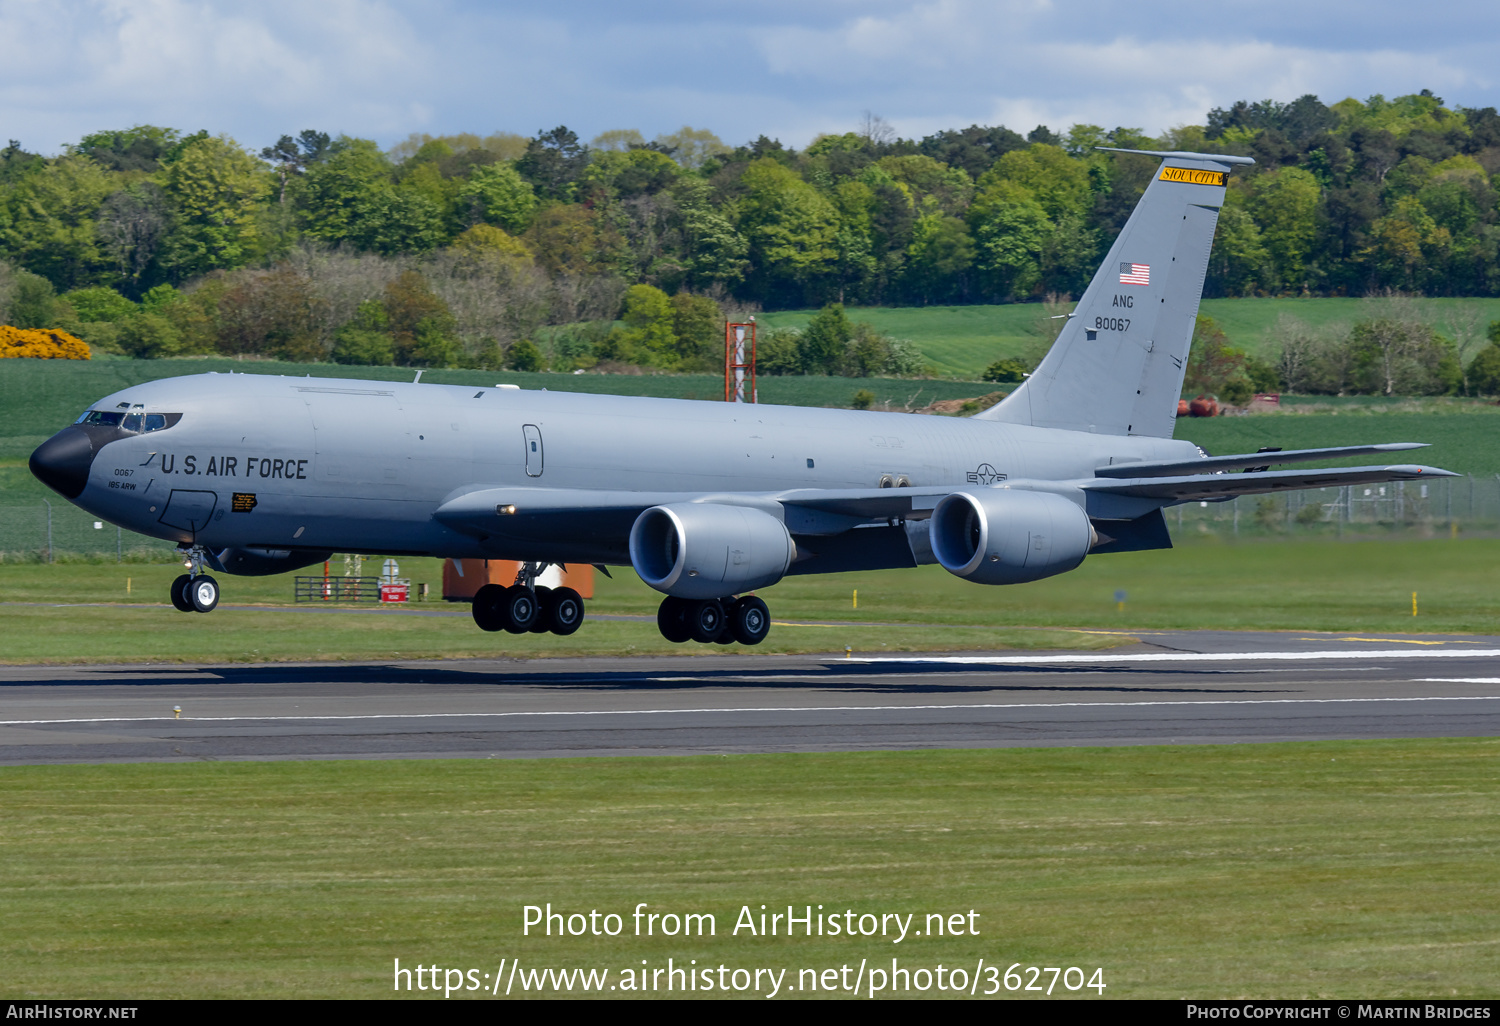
170, 547, 220, 614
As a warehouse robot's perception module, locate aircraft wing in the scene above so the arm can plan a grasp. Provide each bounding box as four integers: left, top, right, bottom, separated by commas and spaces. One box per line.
433, 484, 950, 540
1083, 463, 1457, 503
1093, 443, 1429, 478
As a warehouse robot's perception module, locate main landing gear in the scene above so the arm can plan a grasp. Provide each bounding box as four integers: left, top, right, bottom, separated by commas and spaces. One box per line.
656, 595, 770, 646
169, 547, 220, 613
471, 562, 584, 636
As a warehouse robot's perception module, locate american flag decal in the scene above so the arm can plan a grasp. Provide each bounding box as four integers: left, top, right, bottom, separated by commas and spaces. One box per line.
1119, 262, 1150, 285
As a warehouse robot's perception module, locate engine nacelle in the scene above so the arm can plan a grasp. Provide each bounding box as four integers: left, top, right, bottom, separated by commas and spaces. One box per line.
629, 503, 794, 599
929, 489, 1094, 585
207, 547, 333, 577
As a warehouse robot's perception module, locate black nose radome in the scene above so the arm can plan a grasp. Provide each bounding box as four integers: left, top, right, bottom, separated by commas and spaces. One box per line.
30, 427, 96, 499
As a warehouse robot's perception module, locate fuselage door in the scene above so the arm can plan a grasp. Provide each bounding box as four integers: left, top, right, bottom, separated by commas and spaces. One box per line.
523, 424, 543, 477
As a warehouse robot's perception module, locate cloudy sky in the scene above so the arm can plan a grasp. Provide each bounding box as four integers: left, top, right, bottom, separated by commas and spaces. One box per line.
3, 0, 1495, 154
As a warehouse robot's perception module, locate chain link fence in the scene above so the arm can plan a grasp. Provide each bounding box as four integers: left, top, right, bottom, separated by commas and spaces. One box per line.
5, 476, 1499, 564
1169, 475, 1500, 538
0, 502, 178, 563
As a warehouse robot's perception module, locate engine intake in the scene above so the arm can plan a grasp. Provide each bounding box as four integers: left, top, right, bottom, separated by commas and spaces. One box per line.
629, 503, 794, 599
930, 489, 1094, 585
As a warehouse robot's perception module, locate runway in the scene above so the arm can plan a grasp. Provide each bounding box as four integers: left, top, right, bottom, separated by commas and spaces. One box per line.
2, 629, 1498, 765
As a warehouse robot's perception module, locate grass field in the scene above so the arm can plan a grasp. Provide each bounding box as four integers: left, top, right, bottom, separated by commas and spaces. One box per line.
1175, 401, 1500, 476
3, 740, 1496, 998
761, 296, 1500, 378
1, 536, 1496, 664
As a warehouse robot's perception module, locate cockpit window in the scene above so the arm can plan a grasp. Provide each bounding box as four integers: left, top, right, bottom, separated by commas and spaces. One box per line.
75, 410, 182, 433
77, 410, 123, 427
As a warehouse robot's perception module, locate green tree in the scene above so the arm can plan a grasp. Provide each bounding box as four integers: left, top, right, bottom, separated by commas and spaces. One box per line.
1208, 205, 1272, 295
1184, 315, 1251, 397
982, 358, 1028, 384
615, 284, 676, 364
1466, 344, 1500, 395
159, 136, 270, 276
653, 127, 728, 170
382, 271, 456, 366
0, 155, 116, 289
515, 127, 589, 202
801, 303, 853, 374
756, 327, 804, 375
968, 180, 1049, 299
458, 162, 538, 233
668, 293, 722, 370
348, 191, 447, 255
735, 159, 840, 305
904, 214, 973, 303
1245, 167, 1321, 289
506, 338, 545, 371
115, 310, 186, 358
6, 269, 62, 328
978, 144, 1090, 222
331, 300, 394, 366
62, 286, 136, 322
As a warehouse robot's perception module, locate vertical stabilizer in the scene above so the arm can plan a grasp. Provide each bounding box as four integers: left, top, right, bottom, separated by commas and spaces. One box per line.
975, 149, 1253, 436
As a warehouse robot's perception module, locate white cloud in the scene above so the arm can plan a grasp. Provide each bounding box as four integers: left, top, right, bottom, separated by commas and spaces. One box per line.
0, 0, 1495, 155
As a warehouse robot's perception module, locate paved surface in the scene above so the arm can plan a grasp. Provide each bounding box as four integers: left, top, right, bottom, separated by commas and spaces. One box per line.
2, 630, 1498, 764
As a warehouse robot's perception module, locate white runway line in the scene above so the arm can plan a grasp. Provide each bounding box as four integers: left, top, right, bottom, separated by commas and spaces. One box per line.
1419, 678, 1500, 684
4, 694, 1499, 728
855, 649, 1500, 665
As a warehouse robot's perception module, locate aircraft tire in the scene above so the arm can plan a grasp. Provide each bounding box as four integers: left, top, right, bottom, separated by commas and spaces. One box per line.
689, 598, 725, 644
471, 584, 507, 632
729, 595, 770, 646
189, 575, 220, 613
657, 596, 692, 643
714, 598, 739, 644
549, 588, 584, 636
170, 574, 195, 613
529, 586, 554, 633
501, 585, 539, 634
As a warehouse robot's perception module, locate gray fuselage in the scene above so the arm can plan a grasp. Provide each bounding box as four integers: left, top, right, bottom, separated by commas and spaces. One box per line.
57, 371, 1201, 564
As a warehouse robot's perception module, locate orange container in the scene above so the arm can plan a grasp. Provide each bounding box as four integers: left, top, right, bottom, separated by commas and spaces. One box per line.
442, 560, 594, 600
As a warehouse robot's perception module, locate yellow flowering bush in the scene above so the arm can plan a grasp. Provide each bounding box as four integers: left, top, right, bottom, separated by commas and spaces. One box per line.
0, 326, 90, 360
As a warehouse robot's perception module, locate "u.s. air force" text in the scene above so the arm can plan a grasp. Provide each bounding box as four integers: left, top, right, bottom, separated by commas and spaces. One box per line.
153, 454, 308, 479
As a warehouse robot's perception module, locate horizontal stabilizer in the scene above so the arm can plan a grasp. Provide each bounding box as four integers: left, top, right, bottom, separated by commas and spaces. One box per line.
1094, 443, 1429, 479
1084, 464, 1457, 503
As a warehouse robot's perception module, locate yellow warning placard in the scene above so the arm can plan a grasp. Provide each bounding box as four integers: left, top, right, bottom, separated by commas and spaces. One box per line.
1160, 167, 1228, 186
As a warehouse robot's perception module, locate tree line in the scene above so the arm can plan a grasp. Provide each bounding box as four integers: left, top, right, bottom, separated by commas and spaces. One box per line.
2, 91, 1500, 376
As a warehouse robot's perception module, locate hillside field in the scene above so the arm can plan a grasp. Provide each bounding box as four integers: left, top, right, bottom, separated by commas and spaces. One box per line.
760, 296, 1500, 378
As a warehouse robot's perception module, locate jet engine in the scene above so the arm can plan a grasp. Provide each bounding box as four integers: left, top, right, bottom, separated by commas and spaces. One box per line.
207, 547, 333, 577
629, 503, 795, 599
929, 489, 1095, 585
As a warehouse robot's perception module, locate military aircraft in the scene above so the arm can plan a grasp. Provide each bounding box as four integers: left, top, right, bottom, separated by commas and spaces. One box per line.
30, 148, 1455, 646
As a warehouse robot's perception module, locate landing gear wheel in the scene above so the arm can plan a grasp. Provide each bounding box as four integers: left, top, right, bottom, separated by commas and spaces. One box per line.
549, 587, 584, 636
529, 586, 555, 633
501, 585, 538, 634
189, 575, 219, 613
714, 598, 739, 644
471, 584, 507, 632
657, 596, 692, 643
729, 595, 770, 646
689, 598, 725, 644
170, 574, 194, 613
